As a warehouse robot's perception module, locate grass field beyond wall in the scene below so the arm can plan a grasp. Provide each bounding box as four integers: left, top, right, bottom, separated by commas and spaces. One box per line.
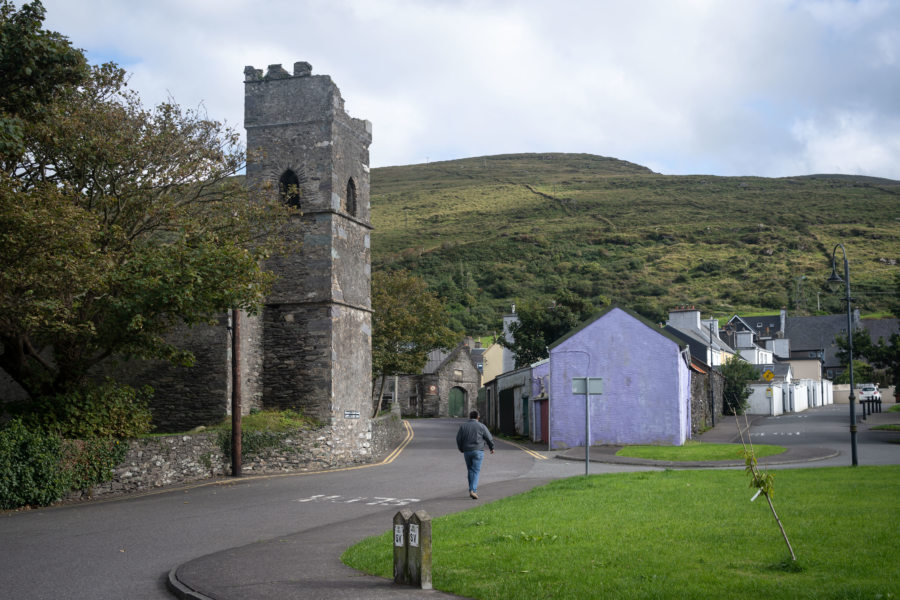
342, 467, 899, 600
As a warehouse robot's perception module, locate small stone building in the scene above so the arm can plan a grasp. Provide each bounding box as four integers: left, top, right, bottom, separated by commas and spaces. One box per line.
376, 343, 482, 418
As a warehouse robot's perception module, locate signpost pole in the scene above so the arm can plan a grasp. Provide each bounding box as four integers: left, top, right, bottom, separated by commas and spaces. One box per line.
572, 377, 603, 477
585, 386, 590, 476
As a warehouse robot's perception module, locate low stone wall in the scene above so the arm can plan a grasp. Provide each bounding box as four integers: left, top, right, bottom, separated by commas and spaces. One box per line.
67, 413, 405, 501
833, 384, 896, 404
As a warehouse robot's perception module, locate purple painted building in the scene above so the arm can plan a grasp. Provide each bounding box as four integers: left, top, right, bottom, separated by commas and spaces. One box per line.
548, 306, 692, 449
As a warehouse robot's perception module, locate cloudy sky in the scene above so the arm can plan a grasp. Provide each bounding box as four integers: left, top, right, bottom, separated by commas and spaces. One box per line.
38, 0, 900, 179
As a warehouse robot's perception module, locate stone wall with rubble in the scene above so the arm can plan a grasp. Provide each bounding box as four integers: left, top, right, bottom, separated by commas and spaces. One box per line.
67, 413, 404, 501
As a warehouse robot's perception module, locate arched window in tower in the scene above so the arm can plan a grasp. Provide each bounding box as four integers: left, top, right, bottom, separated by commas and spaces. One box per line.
346, 177, 357, 216
279, 170, 301, 208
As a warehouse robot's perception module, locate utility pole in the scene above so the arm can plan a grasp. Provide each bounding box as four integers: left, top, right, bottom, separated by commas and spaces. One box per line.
231, 309, 242, 477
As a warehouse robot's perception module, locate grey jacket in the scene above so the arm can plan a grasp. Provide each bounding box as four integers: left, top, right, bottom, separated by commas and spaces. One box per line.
456, 419, 494, 452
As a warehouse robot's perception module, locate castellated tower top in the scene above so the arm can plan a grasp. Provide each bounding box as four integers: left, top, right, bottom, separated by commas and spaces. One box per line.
243, 61, 313, 82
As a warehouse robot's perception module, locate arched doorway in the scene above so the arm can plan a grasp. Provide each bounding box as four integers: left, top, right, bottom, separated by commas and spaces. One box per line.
449, 386, 466, 417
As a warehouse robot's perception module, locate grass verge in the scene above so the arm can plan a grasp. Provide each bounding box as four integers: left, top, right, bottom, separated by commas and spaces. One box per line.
342, 467, 899, 600
615, 440, 785, 461
871, 424, 900, 432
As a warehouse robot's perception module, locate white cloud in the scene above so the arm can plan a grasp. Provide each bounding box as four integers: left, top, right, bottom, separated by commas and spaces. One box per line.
35, 0, 900, 179
790, 110, 900, 176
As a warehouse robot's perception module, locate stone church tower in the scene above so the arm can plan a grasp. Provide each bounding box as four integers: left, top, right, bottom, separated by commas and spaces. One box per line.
243, 62, 373, 437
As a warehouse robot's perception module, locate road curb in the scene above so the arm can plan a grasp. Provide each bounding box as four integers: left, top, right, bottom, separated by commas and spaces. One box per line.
167, 566, 216, 600
554, 446, 841, 468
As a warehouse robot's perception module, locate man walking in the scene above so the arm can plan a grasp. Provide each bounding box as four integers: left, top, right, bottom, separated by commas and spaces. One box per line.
456, 410, 494, 499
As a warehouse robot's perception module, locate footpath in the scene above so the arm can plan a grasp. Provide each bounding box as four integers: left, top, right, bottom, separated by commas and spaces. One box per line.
168, 408, 896, 600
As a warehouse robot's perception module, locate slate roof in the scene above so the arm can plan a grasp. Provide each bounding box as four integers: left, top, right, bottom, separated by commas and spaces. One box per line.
423, 348, 452, 374
784, 313, 859, 369
423, 342, 484, 376
726, 313, 783, 339
862, 318, 900, 344
663, 324, 734, 364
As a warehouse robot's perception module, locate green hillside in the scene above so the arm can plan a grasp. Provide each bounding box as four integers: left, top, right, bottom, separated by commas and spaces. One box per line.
370, 153, 900, 334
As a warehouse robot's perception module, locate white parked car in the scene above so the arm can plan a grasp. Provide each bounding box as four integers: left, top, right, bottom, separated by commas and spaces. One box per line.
858, 384, 881, 402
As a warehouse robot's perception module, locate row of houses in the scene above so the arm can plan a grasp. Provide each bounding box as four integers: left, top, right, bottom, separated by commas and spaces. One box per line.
375, 306, 898, 449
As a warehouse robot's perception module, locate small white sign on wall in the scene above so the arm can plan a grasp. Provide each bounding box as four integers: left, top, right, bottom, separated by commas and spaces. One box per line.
409, 523, 420, 547
394, 524, 404, 547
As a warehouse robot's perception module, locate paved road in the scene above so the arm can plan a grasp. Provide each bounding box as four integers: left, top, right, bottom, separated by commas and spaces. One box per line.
0, 419, 653, 599
746, 403, 899, 467
0, 405, 896, 599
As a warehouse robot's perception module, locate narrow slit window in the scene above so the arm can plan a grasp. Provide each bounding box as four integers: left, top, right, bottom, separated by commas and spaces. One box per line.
346, 177, 357, 216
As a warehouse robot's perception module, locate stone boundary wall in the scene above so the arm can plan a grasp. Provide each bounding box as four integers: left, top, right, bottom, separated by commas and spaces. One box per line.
833, 384, 897, 404
67, 414, 405, 501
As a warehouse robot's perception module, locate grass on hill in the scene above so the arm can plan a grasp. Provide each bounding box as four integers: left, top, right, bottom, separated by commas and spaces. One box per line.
342, 466, 899, 600
371, 153, 900, 334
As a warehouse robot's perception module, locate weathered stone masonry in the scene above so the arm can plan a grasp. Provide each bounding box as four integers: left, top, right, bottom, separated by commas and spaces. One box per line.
243, 61, 375, 458
67, 413, 404, 500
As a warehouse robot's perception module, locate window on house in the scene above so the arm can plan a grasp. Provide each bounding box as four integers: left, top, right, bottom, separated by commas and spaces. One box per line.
279, 170, 301, 208
346, 178, 357, 216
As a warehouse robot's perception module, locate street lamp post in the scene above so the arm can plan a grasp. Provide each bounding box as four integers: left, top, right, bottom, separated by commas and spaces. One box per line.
827, 243, 858, 466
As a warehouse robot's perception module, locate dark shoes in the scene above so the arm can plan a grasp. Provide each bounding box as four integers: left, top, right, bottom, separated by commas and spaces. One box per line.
469, 491, 478, 500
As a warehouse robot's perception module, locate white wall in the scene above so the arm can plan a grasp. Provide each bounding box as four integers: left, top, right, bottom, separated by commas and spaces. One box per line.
738, 347, 774, 365
788, 382, 809, 413
747, 383, 784, 415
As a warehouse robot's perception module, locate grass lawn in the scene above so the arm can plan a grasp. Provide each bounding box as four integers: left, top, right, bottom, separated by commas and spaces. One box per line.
615, 440, 785, 461
342, 467, 899, 600
872, 424, 900, 432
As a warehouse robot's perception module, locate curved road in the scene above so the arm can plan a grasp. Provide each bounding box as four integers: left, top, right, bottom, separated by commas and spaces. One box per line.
1, 406, 895, 599
0, 418, 653, 599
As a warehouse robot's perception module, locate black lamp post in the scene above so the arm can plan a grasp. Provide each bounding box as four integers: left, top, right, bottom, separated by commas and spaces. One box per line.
827, 243, 858, 466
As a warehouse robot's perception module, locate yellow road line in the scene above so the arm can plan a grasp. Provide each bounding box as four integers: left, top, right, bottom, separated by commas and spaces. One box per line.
381, 419, 414, 464
500, 438, 549, 460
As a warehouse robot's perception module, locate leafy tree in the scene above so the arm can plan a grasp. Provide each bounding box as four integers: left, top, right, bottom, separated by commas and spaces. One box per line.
0, 0, 88, 160
503, 291, 595, 368
831, 359, 875, 386
0, 5, 293, 402
719, 356, 758, 415
836, 329, 900, 391
371, 270, 459, 416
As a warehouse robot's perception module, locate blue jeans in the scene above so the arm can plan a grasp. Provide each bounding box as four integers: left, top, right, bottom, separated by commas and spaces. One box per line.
463, 450, 484, 493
